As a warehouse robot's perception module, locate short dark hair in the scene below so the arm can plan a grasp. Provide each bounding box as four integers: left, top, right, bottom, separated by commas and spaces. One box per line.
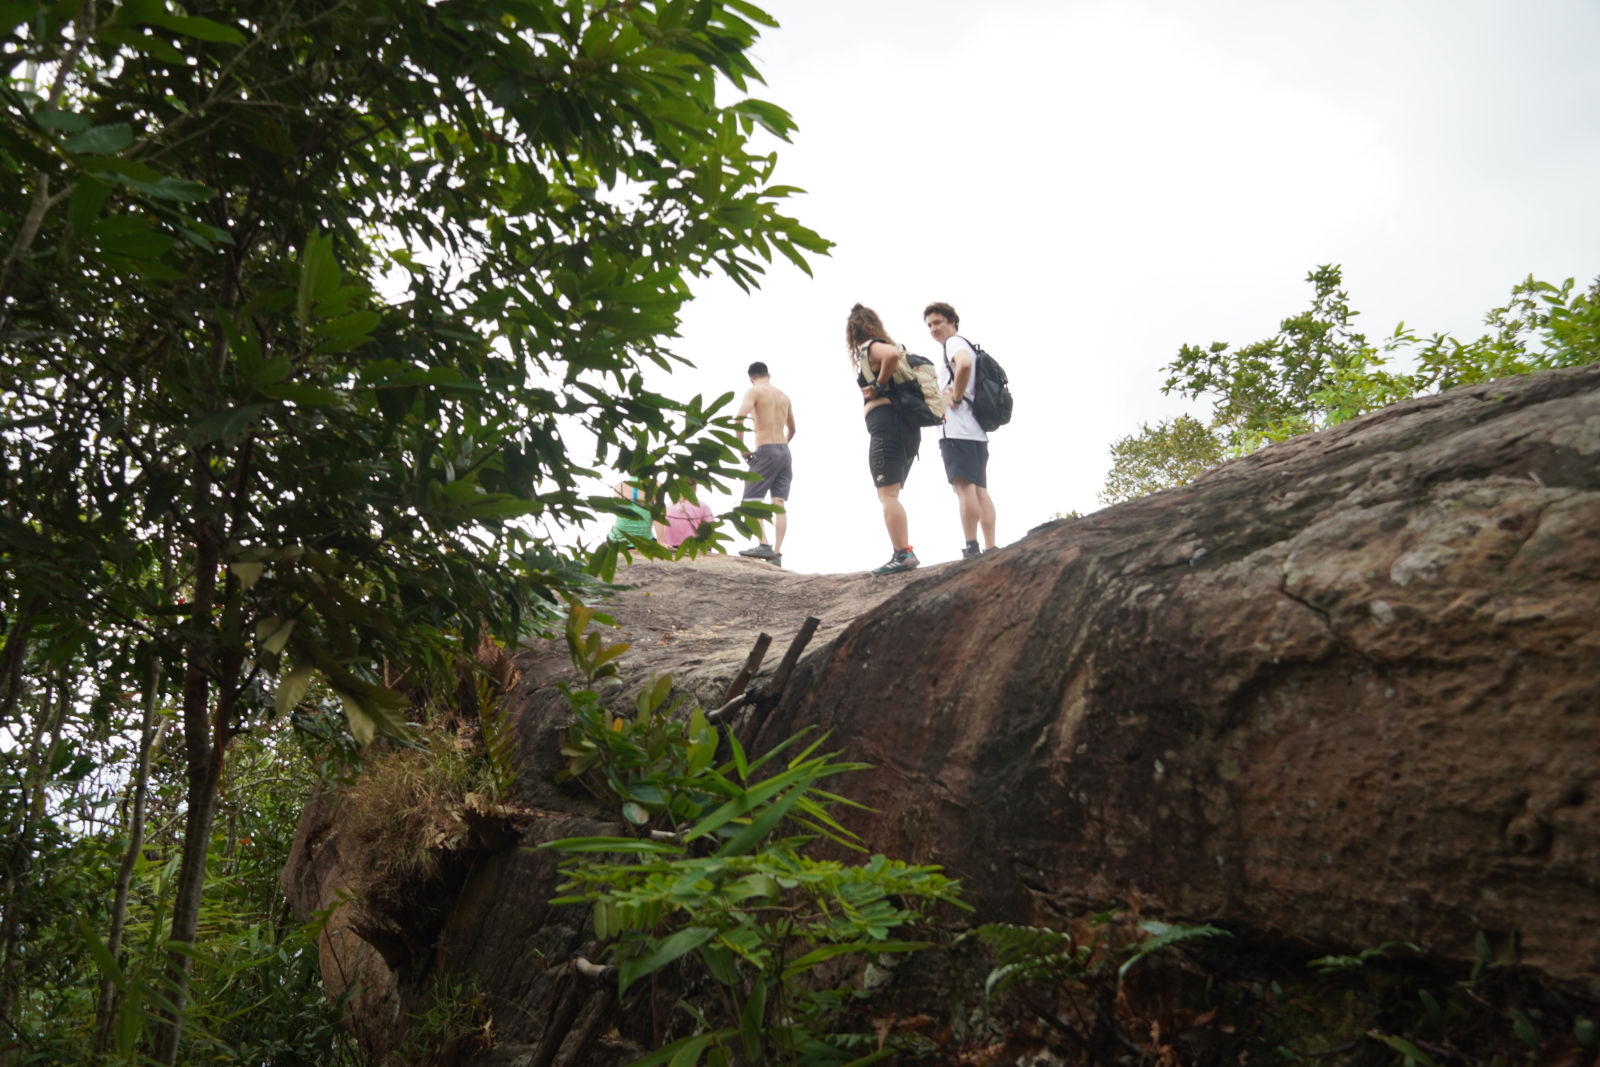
748, 361, 769, 379
923, 301, 959, 329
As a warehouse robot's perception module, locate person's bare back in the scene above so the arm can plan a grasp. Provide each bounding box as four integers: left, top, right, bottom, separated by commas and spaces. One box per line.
735, 363, 796, 564
740, 379, 794, 446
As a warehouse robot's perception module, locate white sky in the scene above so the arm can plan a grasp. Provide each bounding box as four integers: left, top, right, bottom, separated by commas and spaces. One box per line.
577, 0, 1600, 575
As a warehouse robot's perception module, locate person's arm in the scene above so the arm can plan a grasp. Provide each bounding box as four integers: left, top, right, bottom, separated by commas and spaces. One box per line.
945, 346, 973, 408
734, 388, 756, 456
866, 341, 903, 396
785, 403, 796, 442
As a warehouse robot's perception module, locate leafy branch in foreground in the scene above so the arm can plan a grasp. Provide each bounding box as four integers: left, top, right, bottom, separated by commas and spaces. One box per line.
541, 602, 966, 1066
3, 0, 827, 1057
974, 912, 1228, 1065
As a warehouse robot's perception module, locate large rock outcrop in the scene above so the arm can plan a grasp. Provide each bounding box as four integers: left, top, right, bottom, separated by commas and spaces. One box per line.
750, 364, 1600, 985
286, 364, 1600, 1062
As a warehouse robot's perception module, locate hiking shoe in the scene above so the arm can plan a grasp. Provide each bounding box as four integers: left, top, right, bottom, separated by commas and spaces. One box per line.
768, 553, 783, 568
961, 545, 981, 560
739, 543, 777, 560
871, 548, 920, 575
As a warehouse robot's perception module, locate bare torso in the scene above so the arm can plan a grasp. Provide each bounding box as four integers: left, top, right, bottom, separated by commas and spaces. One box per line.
742, 380, 794, 446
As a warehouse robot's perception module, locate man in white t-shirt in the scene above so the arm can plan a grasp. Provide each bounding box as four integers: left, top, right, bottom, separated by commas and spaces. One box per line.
924, 302, 996, 559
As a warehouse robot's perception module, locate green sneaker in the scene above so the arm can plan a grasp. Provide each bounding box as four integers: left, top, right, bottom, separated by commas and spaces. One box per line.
871, 548, 919, 575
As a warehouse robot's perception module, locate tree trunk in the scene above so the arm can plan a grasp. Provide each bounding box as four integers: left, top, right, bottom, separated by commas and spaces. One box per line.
151, 454, 225, 1066
0, 665, 70, 1055
94, 650, 165, 1054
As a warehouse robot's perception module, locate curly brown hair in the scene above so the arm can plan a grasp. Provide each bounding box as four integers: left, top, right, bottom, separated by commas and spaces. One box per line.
846, 303, 892, 353
923, 301, 959, 329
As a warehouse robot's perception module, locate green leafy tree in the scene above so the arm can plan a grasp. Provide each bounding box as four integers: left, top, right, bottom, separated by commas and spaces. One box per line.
546, 608, 965, 1066
1099, 266, 1599, 504
1, 1, 826, 1060
1099, 415, 1226, 506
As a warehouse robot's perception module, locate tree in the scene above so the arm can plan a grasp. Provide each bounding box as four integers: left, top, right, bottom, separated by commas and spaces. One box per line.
1098, 266, 1599, 504
1099, 415, 1225, 506
1, 1, 827, 1059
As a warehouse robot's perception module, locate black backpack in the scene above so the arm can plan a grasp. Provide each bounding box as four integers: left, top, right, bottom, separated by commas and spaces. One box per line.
951, 336, 1013, 432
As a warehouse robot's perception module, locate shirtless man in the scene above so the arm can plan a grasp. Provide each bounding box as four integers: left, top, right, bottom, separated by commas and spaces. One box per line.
734, 362, 796, 566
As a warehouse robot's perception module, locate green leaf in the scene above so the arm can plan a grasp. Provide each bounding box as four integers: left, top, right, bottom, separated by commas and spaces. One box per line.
188, 404, 270, 444
687, 760, 824, 844
1511, 1010, 1539, 1050
230, 561, 265, 591
699, 942, 738, 986
669, 1034, 713, 1067
74, 916, 128, 992
1118, 921, 1228, 983
274, 664, 314, 718
622, 802, 650, 825
537, 836, 683, 854
109, 173, 215, 202
334, 685, 409, 746
90, 215, 173, 258
66, 178, 111, 234
618, 926, 715, 994
63, 123, 134, 155
783, 940, 929, 979
142, 11, 247, 44
738, 977, 766, 1059
628, 1031, 734, 1067
715, 780, 808, 857
297, 231, 339, 327
1368, 1032, 1437, 1067
257, 616, 295, 655
261, 381, 344, 406
34, 107, 90, 133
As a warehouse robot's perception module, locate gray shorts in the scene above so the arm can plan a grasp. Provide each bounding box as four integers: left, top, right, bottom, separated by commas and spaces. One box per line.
939, 437, 988, 489
742, 443, 793, 500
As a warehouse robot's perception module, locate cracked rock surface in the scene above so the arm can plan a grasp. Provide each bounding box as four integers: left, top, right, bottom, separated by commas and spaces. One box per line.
750, 364, 1600, 983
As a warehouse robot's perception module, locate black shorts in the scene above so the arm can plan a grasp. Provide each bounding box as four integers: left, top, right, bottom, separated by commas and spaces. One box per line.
866, 405, 920, 489
742, 443, 793, 500
939, 437, 988, 489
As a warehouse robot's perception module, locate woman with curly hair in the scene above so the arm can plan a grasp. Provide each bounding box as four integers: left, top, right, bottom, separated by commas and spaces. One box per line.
847, 303, 921, 574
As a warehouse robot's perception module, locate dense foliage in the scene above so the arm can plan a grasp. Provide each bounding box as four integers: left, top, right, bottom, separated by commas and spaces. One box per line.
0, 0, 825, 1060
546, 606, 966, 1066
1100, 266, 1600, 504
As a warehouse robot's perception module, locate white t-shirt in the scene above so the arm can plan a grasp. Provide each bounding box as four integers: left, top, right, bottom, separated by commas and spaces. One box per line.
940, 335, 986, 442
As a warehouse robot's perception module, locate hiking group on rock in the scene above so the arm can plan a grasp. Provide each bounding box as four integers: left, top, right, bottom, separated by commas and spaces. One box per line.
615, 300, 1010, 573
734, 300, 1008, 575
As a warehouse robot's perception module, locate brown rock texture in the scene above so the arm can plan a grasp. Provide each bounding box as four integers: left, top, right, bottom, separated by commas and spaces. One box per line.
751, 362, 1600, 983
285, 363, 1600, 1061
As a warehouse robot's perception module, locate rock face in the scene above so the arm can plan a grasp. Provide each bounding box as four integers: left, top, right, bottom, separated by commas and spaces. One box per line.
750, 363, 1600, 983
285, 364, 1600, 1061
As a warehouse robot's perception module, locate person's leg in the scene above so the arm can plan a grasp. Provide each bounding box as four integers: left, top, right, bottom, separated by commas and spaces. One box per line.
977, 486, 996, 549
740, 450, 777, 556
951, 477, 979, 542
771, 498, 787, 552
877, 483, 907, 550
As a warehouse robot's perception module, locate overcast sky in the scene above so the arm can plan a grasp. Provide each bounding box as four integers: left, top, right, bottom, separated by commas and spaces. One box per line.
578, 0, 1600, 576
